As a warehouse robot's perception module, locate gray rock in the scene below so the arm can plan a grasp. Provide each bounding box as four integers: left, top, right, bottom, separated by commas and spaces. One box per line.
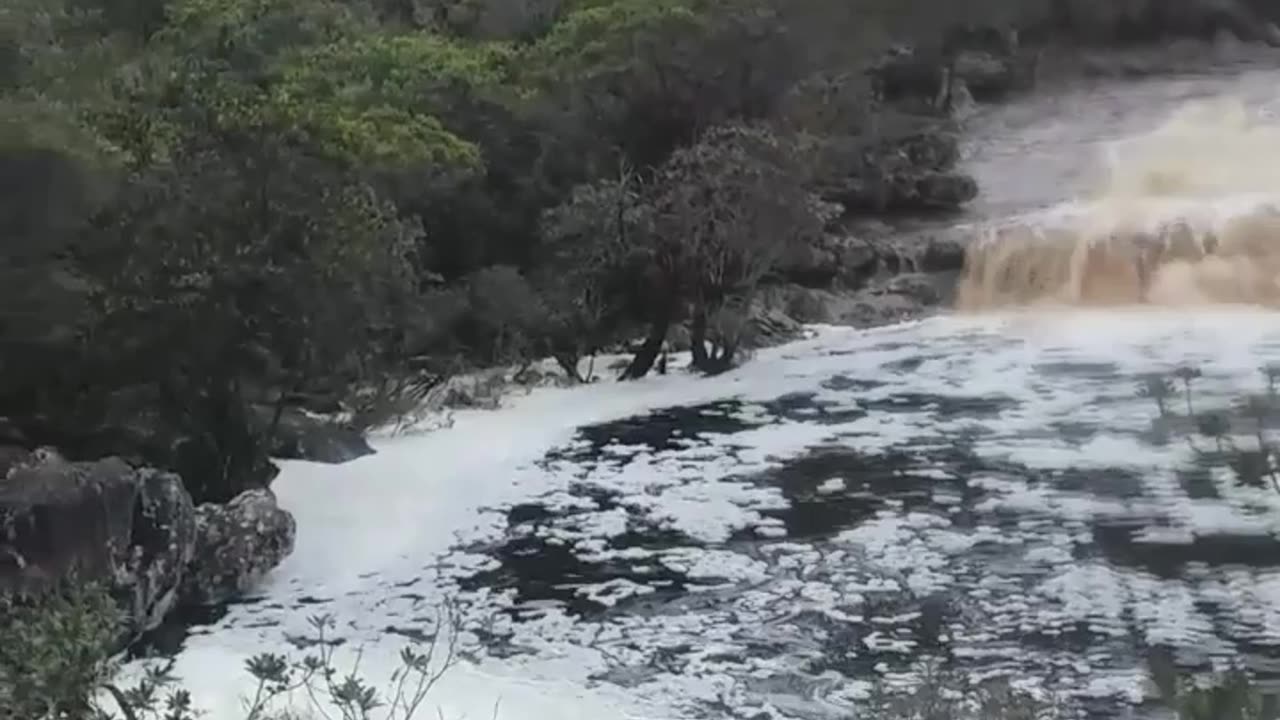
265, 407, 375, 465
773, 223, 971, 298
822, 130, 979, 214
830, 272, 959, 329
875, 226, 970, 274
0, 451, 196, 638
775, 234, 878, 287
868, 46, 948, 109
181, 489, 296, 607
953, 51, 1016, 100
773, 238, 840, 285
748, 308, 805, 348
115, 469, 198, 633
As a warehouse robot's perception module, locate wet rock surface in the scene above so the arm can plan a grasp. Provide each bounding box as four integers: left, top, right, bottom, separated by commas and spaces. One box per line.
0, 450, 197, 640
264, 407, 375, 465
820, 130, 978, 215
0, 447, 300, 646
181, 488, 296, 608
765, 222, 973, 332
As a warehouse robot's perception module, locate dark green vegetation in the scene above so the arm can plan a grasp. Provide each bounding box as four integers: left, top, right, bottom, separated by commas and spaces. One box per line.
0, 0, 1032, 506
6, 0, 1280, 504
0, 580, 461, 719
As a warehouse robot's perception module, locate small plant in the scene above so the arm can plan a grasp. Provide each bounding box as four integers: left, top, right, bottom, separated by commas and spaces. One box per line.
0, 582, 464, 720
1140, 372, 1176, 418
1174, 365, 1203, 417
233, 607, 461, 720
1138, 364, 1280, 493
860, 661, 1061, 720
1149, 649, 1280, 720
0, 580, 124, 720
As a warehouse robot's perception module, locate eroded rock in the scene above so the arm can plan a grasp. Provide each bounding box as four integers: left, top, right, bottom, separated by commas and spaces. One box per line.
747, 308, 805, 348
953, 51, 1018, 99
181, 489, 296, 607
115, 468, 198, 633
264, 407, 375, 465
0, 450, 197, 638
822, 130, 979, 214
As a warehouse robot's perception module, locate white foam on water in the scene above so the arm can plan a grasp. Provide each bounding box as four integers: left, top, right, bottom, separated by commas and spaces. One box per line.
126, 73, 1280, 718
124, 305, 1280, 719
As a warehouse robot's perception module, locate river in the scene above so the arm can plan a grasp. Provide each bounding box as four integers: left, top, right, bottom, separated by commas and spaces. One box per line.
138, 62, 1280, 720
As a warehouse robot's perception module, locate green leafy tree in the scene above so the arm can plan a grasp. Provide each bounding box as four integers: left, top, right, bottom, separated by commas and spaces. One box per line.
634, 123, 830, 376
56, 0, 485, 500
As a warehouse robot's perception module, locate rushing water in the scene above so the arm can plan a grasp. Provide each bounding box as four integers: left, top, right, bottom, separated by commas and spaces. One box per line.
143, 65, 1280, 720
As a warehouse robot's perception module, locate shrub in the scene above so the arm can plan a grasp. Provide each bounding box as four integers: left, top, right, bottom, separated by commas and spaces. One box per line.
0, 584, 461, 720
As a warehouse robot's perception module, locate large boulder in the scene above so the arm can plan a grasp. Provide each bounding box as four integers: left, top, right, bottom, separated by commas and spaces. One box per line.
864, 225, 971, 275
829, 272, 962, 329
0, 449, 197, 638
822, 130, 979, 214
10, 389, 280, 504
868, 30, 1036, 112
747, 307, 805, 348
953, 50, 1018, 100
180, 489, 296, 607
261, 406, 375, 465
774, 233, 879, 287
773, 224, 971, 293
868, 46, 950, 113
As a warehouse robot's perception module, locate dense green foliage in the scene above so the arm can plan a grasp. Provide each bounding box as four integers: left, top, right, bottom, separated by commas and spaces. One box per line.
4, 0, 1271, 502
0, 0, 987, 502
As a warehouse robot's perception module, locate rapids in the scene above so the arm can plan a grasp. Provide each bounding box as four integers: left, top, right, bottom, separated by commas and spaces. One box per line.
958, 69, 1280, 310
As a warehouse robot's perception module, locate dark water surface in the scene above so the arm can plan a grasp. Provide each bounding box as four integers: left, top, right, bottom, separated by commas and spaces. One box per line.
441, 316, 1280, 719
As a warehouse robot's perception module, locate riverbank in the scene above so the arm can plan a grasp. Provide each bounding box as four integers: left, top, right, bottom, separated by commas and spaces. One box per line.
12, 9, 1280, 716
123, 306, 1280, 719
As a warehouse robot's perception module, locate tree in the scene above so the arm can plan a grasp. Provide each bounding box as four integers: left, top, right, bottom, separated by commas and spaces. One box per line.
0, 0, 129, 429
539, 163, 642, 378
635, 123, 831, 376
526, 0, 830, 172
55, 0, 482, 501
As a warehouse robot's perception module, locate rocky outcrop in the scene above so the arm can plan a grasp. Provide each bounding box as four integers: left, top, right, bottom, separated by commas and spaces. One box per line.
11, 389, 279, 504
819, 130, 978, 215
953, 50, 1024, 101
868, 26, 1037, 115
0, 449, 196, 638
775, 223, 968, 287
0, 445, 297, 642
747, 307, 805, 347
764, 222, 973, 332
180, 489, 296, 607
262, 406, 375, 465
765, 271, 961, 330
1043, 0, 1280, 45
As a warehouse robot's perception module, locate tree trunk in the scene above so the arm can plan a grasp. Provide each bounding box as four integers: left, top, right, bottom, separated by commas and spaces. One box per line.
689, 305, 737, 376
689, 307, 711, 372
620, 317, 670, 380
554, 351, 584, 382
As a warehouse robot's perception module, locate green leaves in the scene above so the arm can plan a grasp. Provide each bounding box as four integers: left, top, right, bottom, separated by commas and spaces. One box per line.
139, 0, 496, 171
528, 0, 703, 79
269, 31, 517, 169
0, 582, 121, 720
